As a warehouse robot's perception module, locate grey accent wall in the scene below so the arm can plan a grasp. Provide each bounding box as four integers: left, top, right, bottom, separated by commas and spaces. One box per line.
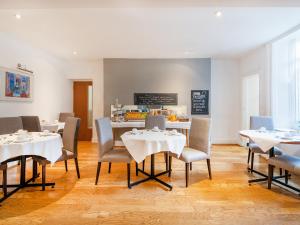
104, 58, 211, 116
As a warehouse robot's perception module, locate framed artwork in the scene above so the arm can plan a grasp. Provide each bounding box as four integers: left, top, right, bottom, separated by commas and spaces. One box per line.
0, 67, 34, 102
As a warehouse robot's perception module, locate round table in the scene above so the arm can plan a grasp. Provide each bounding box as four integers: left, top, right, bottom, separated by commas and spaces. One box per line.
121, 130, 186, 190
0, 132, 63, 202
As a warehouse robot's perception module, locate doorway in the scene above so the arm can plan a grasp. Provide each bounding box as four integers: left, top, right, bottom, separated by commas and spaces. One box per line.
242, 74, 260, 130
73, 81, 93, 141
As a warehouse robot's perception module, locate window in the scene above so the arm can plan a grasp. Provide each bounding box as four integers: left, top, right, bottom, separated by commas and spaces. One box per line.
271, 32, 300, 129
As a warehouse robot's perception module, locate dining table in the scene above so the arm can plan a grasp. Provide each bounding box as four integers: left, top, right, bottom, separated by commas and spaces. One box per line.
41, 121, 65, 133
121, 129, 186, 190
239, 129, 300, 189
0, 132, 63, 203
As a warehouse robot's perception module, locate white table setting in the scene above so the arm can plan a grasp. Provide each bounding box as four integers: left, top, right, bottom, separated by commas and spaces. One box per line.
40, 120, 65, 133
121, 127, 186, 190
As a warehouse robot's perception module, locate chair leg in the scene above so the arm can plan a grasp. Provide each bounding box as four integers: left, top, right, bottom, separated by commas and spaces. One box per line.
165, 152, 169, 171
190, 162, 192, 171
135, 162, 138, 176
95, 162, 101, 185
250, 152, 254, 173
108, 162, 112, 174
127, 163, 131, 189
247, 149, 251, 164
2, 167, 7, 196
268, 164, 274, 189
168, 156, 172, 177
285, 170, 289, 184
185, 163, 189, 187
64, 160, 68, 172
206, 159, 212, 179
74, 158, 80, 179
42, 164, 46, 191
279, 168, 283, 176
142, 160, 145, 171
32, 160, 38, 181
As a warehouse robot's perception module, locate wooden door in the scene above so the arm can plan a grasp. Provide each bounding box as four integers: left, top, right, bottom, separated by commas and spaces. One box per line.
73, 81, 93, 141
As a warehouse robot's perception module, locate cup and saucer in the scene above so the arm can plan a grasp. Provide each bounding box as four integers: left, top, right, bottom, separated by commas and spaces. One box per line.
152, 126, 160, 132
40, 130, 51, 137
131, 128, 139, 135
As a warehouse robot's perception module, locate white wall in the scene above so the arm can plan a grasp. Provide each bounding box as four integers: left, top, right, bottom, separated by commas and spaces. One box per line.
0, 33, 72, 121
239, 45, 272, 116
66, 60, 104, 142
211, 59, 241, 144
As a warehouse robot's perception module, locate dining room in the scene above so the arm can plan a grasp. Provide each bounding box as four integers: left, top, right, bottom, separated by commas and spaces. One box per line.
1, 1, 300, 225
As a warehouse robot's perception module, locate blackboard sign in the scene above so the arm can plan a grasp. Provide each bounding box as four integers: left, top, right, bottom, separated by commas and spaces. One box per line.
134, 93, 178, 105
191, 90, 209, 115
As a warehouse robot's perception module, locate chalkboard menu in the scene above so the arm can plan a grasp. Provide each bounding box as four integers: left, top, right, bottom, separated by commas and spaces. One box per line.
191, 90, 209, 115
134, 93, 178, 105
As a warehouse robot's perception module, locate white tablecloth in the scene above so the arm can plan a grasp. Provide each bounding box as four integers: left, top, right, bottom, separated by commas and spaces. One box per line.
239, 130, 300, 152
121, 130, 186, 163
0, 132, 63, 163
41, 122, 65, 132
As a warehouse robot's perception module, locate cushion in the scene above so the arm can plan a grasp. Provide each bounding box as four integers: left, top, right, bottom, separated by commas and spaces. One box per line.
269, 155, 300, 174
100, 149, 132, 163
174, 147, 209, 163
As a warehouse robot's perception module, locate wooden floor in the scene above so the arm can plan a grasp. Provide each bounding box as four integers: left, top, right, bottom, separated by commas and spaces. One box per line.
1, 142, 300, 225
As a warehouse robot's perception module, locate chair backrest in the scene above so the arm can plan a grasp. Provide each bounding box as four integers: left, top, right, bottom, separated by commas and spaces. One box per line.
62, 117, 80, 156
0, 117, 23, 135
59, 112, 75, 122
145, 115, 166, 130
95, 117, 113, 158
250, 116, 274, 130
20, 116, 41, 132
189, 117, 212, 155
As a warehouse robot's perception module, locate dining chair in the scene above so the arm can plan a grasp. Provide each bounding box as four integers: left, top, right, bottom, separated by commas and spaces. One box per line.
95, 117, 133, 188
169, 117, 212, 187
248, 116, 282, 173
33, 117, 81, 190
59, 112, 75, 122
20, 116, 42, 180
0, 117, 23, 135
0, 163, 7, 197
20, 116, 42, 132
144, 115, 168, 172
268, 154, 300, 194
0, 117, 23, 196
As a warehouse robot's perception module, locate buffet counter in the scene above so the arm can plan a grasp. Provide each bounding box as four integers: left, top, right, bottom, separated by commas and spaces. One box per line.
111, 121, 191, 146
111, 121, 191, 129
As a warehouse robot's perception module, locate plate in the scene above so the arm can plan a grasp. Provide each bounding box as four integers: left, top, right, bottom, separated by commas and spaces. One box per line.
14, 138, 32, 143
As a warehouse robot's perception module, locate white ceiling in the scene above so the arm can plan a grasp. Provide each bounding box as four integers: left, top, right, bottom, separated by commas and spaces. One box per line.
0, 3, 300, 60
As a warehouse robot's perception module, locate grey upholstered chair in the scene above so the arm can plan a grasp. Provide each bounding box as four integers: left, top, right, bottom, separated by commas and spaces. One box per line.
59, 112, 75, 122
268, 155, 300, 193
33, 117, 81, 190
145, 115, 166, 130
0, 163, 7, 197
169, 117, 212, 187
20, 116, 41, 132
0, 117, 23, 135
0, 117, 23, 196
248, 116, 282, 172
144, 115, 167, 171
95, 117, 133, 188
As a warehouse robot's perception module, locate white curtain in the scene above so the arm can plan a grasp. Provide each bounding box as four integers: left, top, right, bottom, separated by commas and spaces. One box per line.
272, 37, 300, 129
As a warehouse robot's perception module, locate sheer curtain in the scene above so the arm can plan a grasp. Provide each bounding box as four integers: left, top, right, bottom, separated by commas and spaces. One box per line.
272, 35, 300, 129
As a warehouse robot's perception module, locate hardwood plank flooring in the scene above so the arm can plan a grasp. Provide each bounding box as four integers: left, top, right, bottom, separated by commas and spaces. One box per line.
1, 142, 300, 225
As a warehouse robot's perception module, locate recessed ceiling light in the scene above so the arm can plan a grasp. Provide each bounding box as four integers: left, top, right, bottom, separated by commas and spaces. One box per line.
15, 14, 21, 19
215, 11, 222, 18
73, 51, 77, 55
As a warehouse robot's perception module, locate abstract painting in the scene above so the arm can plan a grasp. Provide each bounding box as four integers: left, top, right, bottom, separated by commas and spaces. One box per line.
5, 72, 30, 98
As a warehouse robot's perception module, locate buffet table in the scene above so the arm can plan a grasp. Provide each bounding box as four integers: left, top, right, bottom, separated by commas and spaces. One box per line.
111, 121, 191, 146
